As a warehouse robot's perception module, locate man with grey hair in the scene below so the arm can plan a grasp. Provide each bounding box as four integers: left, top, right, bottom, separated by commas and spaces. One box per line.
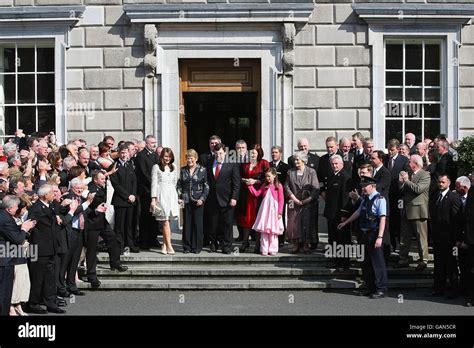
318, 136, 341, 200
324, 154, 352, 270
404, 132, 417, 155
397, 154, 431, 271
235, 139, 248, 164
135, 135, 160, 250
435, 139, 458, 189
416, 142, 429, 170
3, 142, 17, 157
339, 137, 353, 175
0, 195, 35, 315
27, 184, 66, 314
288, 138, 319, 171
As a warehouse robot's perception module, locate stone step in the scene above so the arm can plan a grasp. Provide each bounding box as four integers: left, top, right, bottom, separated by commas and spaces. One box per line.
77, 278, 433, 290
93, 264, 433, 279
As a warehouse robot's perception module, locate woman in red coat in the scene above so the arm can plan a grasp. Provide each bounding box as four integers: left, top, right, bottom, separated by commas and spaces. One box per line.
236, 144, 269, 252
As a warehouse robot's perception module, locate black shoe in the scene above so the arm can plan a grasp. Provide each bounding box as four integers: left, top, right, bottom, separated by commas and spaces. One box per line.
464, 301, 473, 307
69, 289, 85, 296
415, 263, 427, 272
47, 306, 66, 314
193, 250, 201, 254
223, 249, 232, 255
239, 241, 249, 253
370, 292, 386, 299
26, 305, 47, 314
234, 236, 243, 242
426, 290, 444, 297
209, 244, 217, 253
90, 279, 101, 289
310, 244, 318, 250
57, 290, 70, 298
353, 289, 374, 297
111, 264, 128, 272
129, 247, 140, 253
394, 262, 410, 268
139, 245, 151, 251
56, 298, 67, 307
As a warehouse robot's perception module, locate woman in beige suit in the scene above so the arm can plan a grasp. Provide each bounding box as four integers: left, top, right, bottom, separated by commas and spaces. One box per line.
285, 151, 320, 254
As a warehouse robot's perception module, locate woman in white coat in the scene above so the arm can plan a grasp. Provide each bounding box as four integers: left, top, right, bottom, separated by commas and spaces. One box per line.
150, 147, 180, 254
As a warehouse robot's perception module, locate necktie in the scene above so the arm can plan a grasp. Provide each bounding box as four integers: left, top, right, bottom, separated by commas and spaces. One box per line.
436, 193, 443, 206
389, 157, 394, 171
79, 212, 85, 230
215, 163, 221, 179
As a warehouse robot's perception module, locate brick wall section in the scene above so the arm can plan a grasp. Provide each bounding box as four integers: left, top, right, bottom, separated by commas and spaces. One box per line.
0, 0, 470, 145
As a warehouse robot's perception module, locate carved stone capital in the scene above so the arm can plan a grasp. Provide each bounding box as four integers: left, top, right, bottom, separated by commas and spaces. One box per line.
281, 23, 295, 75
144, 24, 158, 77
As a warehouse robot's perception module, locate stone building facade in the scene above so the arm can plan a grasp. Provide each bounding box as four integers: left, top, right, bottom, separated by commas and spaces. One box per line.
0, 0, 473, 161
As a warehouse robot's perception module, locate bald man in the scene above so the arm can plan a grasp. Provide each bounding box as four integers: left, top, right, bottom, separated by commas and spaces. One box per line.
405, 133, 417, 155
287, 138, 320, 171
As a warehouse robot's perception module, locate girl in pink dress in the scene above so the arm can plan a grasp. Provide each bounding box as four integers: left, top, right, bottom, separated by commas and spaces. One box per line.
247, 167, 284, 256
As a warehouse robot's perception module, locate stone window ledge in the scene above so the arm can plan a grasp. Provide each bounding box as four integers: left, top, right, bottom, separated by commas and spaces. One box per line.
0, 6, 85, 26
124, 4, 314, 24
353, 3, 474, 25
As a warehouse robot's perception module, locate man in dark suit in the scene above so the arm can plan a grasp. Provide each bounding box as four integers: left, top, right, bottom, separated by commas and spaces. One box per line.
323, 155, 351, 270
86, 171, 127, 289
435, 139, 458, 189
109, 144, 138, 252
199, 135, 221, 167
27, 185, 66, 314
428, 174, 462, 297
405, 133, 417, 155
454, 176, 471, 301
339, 137, 354, 175
270, 145, 290, 246
0, 196, 35, 315
384, 139, 409, 251
318, 136, 341, 199
77, 147, 95, 178
352, 137, 374, 188
135, 135, 160, 249
60, 178, 95, 297
206, 143, 240, 254
287, 137, 319, 171
463, 180, 474, 306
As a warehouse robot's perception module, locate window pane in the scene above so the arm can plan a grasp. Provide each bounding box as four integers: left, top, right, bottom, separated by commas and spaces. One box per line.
37, 48, 54, 72
18, 106, 35, 134
17, 74, 35, 103
4, 106, 16, 135
386, 72, 403, 86
386, 88, 403, 101
424, 120, 440, 139
37, 74, 54, 103
405, 72, 422, 86
406, 88, 422, 101
425, 72, 440, 86
405, 103, 422, 118
386, 119, 402, 142
406, 44, 422, 69
425, 44, 440, 69
3, 74, 15, 104
423, 104, 440, 118
386, 44, 403, 69
1, 47, 15, 73
38, 106, 55, 133
386, 102, 403, 118
405, 119, 422, 142
425, 88, 440, 102
17, 48, 34, 72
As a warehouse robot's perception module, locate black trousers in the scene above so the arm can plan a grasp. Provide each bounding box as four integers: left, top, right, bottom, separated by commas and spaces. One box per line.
466, 246, 474, 301
389, 200, 401, 250
60, 228, 83, 293
333, 216, 351, 268
86, 224, 121, 281
0, 265, 14, 315
114, 206, 136, 250
361, 230, 388, 293
138, 196, 159, 248
182, 202, 204, 253
208, 205, 234, 252
54, 252, 67, 294
458, 247, 471, 295
28, 255, 56, 307
433, 234, 457, 292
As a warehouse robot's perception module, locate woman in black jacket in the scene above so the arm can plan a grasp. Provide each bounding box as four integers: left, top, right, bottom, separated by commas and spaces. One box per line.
177, 149, 209, 254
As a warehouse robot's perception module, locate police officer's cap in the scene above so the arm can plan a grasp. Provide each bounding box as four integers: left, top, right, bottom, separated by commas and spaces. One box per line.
360, 175, 377, 186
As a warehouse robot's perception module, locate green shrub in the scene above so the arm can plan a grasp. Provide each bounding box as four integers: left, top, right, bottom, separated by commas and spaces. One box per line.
456, 135, 474, 176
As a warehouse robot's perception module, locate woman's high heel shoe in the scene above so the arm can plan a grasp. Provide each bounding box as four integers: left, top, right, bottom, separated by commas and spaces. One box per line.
239, 241, 249, 253
167, 247, 175, 255
160, 246, 168, 255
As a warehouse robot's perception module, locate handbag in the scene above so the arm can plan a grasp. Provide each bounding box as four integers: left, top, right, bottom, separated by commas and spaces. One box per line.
151, 202, 166, 219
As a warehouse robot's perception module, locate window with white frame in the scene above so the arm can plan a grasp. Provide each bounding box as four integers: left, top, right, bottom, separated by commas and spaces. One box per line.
384, 39, 442, 144
0, 41, 55, 138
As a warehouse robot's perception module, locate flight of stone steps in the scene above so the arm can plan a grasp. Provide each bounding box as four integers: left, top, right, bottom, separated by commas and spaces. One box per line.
78, 244, 434, 291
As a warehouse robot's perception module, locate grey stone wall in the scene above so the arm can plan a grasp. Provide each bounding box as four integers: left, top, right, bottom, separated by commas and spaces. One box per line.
0, 0, 472, 146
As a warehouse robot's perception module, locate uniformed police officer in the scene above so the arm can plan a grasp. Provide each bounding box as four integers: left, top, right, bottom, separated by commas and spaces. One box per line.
338, 176, 388, 299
